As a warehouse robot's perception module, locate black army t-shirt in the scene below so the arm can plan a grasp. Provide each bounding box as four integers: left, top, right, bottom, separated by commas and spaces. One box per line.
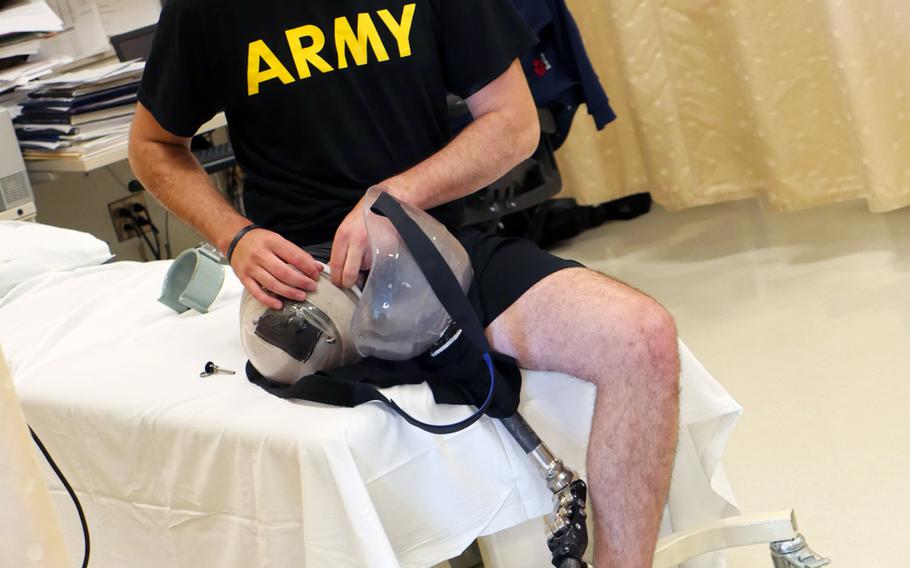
138, 0, 537, 246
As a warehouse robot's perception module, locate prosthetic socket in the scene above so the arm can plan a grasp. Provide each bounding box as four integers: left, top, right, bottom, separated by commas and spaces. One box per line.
241, 187, 472, 384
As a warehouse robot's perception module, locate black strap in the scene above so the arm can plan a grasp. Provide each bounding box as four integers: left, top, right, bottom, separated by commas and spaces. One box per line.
361, 192, 496, 434
248, 193, 499, 435
371, 193, 492, 354
248, 358, 496, 435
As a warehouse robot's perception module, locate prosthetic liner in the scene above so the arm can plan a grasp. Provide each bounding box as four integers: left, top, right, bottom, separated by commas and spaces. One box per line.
352, 187, 473, 360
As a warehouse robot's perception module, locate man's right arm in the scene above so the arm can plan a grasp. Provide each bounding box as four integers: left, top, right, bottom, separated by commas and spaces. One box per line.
128, 103, 321, 309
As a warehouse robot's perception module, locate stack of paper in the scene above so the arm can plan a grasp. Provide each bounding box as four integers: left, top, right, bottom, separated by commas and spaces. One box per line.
39, 0, 113, 63
0, 37, 42, 60
27, 59, 144, 89
0, 0, 65, 92
15, 60, 144, 159
0, 55, 71, 93
0, 0, 63, 36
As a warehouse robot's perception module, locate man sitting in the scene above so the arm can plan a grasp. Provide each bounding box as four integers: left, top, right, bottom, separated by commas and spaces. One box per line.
129, 1, 680, 565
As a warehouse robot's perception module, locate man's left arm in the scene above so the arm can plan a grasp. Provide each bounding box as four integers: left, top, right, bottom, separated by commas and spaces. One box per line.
330, 60, 540, 287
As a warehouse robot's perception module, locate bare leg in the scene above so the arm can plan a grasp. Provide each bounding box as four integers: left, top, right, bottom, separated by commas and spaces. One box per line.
486, 268, 680, 568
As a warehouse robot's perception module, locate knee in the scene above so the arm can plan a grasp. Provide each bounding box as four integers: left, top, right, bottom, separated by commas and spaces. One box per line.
623, 297, 680, 388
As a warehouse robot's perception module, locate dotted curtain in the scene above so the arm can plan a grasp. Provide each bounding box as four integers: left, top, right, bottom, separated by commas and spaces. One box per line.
555, 0, 910, 212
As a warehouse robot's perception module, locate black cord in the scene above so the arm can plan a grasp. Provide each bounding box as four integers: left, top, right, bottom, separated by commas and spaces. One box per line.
136, 207, 163, 260
29, 427, 90, 568
127, 217, 160, 260
164, 211, 172, 259
131, 204, 166, 260
126, 210, 161, 260
150, 220, 162, 261
123, 223, 150, 261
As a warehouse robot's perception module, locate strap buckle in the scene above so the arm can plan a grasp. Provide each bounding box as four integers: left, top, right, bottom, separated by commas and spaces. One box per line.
196, 242, 228, 264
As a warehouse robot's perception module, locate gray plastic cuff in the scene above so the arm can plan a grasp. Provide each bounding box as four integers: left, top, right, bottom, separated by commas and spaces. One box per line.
159, 245, 226, 314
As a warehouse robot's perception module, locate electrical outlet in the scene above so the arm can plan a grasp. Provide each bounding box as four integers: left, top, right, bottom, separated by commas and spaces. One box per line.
108, 193, 152, 243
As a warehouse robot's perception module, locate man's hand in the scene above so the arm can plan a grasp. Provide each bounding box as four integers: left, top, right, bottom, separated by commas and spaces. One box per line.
130, 104, 324, 311
230, 228, 323, 310
329, 198, 372, 289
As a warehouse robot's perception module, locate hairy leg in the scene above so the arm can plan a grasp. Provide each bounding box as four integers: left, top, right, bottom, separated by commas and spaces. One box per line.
486, 267, 680, 568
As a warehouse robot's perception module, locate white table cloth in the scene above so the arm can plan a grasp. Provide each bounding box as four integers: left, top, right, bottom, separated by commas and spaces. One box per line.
0, 261, 741, 567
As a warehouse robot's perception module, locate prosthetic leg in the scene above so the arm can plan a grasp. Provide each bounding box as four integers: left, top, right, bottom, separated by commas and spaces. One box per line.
500, 413, 589, 568
497, 412, 831, 568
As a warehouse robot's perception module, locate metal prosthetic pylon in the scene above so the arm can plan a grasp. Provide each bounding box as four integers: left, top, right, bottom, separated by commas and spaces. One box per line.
499, 413, 589, 568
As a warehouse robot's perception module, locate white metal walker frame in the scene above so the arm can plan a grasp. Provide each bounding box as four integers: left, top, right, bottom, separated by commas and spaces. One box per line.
491, 413, 830, 568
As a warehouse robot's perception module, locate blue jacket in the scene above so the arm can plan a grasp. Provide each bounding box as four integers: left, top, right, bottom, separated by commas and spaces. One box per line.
511, 0, 617, 147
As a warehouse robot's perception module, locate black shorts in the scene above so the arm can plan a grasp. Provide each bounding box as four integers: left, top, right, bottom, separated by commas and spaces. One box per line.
457, 229, 584, 327
301, 229, 583, 328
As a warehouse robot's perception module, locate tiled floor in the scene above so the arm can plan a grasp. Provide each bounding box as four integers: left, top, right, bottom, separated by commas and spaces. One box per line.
548, 198, 910, 567
440, 197, 909, 567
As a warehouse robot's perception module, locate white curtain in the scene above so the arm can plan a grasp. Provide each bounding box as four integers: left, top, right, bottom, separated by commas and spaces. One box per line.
556, 0, 910, 212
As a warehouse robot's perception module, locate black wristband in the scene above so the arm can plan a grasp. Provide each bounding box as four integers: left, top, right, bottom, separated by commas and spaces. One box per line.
226, 224, 261, 262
